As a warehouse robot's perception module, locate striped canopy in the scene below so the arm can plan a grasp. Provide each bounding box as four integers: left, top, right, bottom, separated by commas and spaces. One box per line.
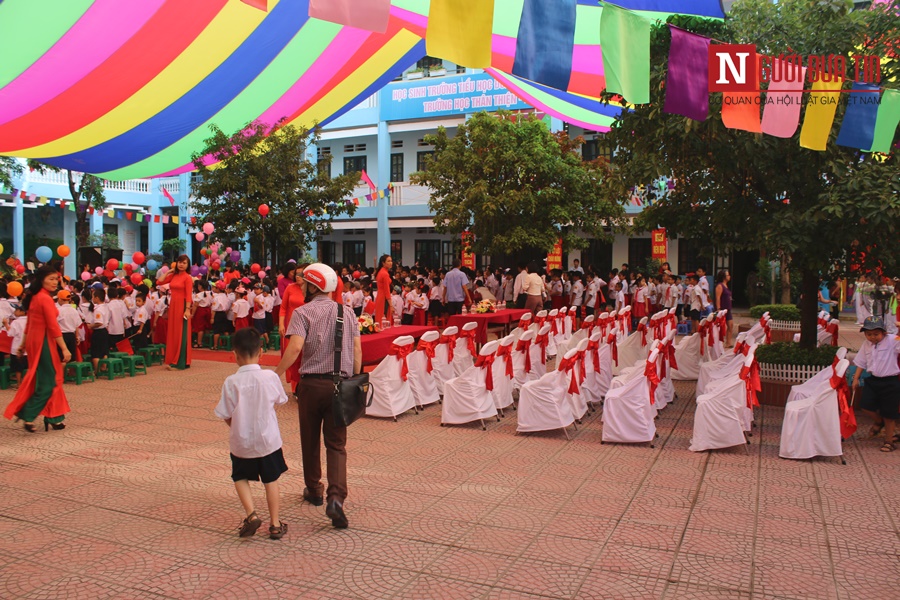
0, 0, 723, 180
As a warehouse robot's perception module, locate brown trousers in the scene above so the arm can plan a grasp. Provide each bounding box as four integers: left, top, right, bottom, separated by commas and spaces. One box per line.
295, 378, 348, 503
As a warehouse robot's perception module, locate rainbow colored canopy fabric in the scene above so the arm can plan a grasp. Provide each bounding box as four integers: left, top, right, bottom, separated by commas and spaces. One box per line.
0, 0, 722, 180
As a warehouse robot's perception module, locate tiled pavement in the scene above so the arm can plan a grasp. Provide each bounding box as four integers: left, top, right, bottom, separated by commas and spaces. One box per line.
1, 352, 899, 599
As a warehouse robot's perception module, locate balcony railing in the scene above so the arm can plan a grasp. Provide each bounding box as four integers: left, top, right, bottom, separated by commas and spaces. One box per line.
389, 182, 431, 206
28, 170, 151, 194
159, 178, 180, 194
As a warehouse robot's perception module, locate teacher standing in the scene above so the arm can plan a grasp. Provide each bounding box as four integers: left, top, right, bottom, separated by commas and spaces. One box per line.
4, 266, 71, 433
374, 254, 393, 325
163, 255, 193, 370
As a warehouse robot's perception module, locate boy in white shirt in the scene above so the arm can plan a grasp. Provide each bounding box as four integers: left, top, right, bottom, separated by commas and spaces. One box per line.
252, 290, 269, 347
107, 290, 128, 349
214, 328, 288, 539
401, 282, 421, 326
614, 282, 625, 312
211, 283, 233, 350
8, 305, 27, 385
390, 287, 404, 325
56, 290, 82, 359
569, 272, 585, 320
91, 288, 111, 373
132, 294, 152, 350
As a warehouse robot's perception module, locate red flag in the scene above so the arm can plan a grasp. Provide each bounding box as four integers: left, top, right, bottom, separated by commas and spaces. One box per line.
240, 0, 267, 10
161, 188, 176, 206
360, 169, 376, 191
154, 215, 161, 223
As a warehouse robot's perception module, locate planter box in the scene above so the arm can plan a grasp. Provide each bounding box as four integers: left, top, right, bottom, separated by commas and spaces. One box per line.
428, 68, 447, 77
768, 319, 800, 343
406, 72, 424, 80
757, 362, 822, 407
759, 379, 793, 407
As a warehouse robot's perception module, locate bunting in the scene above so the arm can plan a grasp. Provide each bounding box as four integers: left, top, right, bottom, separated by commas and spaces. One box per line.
836, 83, 881, 150
869, 89, 900, 154
308, 0, 391, 34
599, 4, 650, 104
662, 26, 711, 121
799, 78, 844, 151
760, 60, 806, 138
512, 0, 577, 92
427, 0, 494, 69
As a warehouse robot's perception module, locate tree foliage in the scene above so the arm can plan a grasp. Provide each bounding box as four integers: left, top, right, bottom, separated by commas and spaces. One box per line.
26, 160, 106, 246
0, 157, 22, 191
411, 111, 624, 256
190, 121, 359, 265
600, 0, 900, 348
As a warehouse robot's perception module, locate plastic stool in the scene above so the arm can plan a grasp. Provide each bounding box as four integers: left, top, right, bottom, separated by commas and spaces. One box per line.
109, 351, 130, 359
202, 331, 215, 349
64, 362, 95, 385
0, 365, 10, 390
268, 332, 281, 350
217, 335, 232, 351
138, 346, 164, 366
96, 358, 125, 380
119, 355, 147, 377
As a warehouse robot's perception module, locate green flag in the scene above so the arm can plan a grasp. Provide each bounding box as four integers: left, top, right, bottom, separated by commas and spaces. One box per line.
869, 89, 900, 154
599, 4, 650, 104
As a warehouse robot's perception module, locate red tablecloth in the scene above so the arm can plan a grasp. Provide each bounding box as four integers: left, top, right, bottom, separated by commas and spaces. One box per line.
361, 325, 439, 365
447, 309, 531, 345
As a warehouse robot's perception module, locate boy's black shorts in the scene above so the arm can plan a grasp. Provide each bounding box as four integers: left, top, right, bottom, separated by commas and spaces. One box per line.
253, 318, 267, 334
860, 376, 900, 420
230, 448, 288, 484
689, 309, 701, 321
213, 312, 230, 335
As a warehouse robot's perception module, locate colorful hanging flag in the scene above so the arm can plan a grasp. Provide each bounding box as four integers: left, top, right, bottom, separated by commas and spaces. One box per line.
136, 213, 144, 223
353, 198, 360, 206
172, 216, 179, 224
378, 190, 385, 199
49, 198, 56, 207
427, 0, 494, 69
308, 0, 391, 34
869, 89, 900, 154
161, 187, 176, 206
836, 83, 881, 150
761, 60, 806, 138
162, 215, 169, 224
68, 203, 76, 212
107, 209, 114, 218
240, 0, 267, 10
663, 27, 712, 121
154, 215, 160, 223
360, 169, 377, 191
721, 53, 762, 133
799, 78, 843, 151
599, 4, 650, 104
512, 0, 577, 92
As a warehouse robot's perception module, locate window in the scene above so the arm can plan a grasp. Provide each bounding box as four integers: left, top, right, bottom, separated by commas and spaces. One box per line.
391, 140, 403, 149
343, 155, 367, 178
628, 238, 652, 271
678, 238, 711, 276
343, 143, 366, 153
415, 240, 441, 270
416, 56, 444, 74
441, 240, 458, 270
582, 239, 613, 276
103, 224, 119, 237
582, 135, 612, 162
319, 241, 336, 265
342, 240, 366, 267
417, 151, 434, 173
390, 240, 402, 265
417, 138, 431, 147
317, 147, 332, 178
390, 153, 404, 183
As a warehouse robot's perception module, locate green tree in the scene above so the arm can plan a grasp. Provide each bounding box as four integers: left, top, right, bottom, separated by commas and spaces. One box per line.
600, 0, 899, 348
411, 111, 624, 257
190, 121, 358, 266
0, 157, 22, 191
26, 161, 107, 247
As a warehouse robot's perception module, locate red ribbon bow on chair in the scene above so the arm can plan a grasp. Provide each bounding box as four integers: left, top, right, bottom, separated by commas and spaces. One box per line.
637, 322, 648, 347
718, 315, 727, 343
826, 321, 839, 347
496, 343, 514, 378
534, 332, 549, 364
549, 316, 559, 336
817, 316, 828, 329
417, 338, 439, 373
586, 339, 601, 373
388, 343, 412, 381
739, 360, 761, 409
707, 321, 717, 348
581, 319, 593, 331
667, 340, 678, 372
668, 312, 677, 331
568, 310, 577, 330
557, 355, 580, 394
607, 333, 618, 366
619, 313, 629, 334
759, 317, 771, 344
459, 328, 478, 358
474, 353, 495, 391
830, 368, 857, 439
576, 349, 587, 383
698, 322, 707, 356
518, 316, 532, 330
644, 360, 660, 405
534, 315, 546, 329
515, 338, 532, 373
733, 340, 745, 355
439, 333, 456, 362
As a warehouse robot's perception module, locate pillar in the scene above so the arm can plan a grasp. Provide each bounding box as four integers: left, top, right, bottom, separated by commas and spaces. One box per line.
148, 180, 163, 256
178, 173, 192, 263
376, 120, 391, 258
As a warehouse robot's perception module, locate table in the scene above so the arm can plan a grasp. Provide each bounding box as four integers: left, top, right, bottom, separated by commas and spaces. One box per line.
361, 325, 439, 365
447, 309, 532, 345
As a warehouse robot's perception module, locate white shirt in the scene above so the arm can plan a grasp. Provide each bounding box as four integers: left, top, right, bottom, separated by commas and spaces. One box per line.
0, 298, 14, 326
93, 304, 111, 329
57, 304, 82, 334
252, 296, 266, 320
404, 291, 422, 315
571, 281, 585, 306
854, 335, 900, 378
585, 280, 598, 308
133, 305, 150, 326
211, 292, 231, 313
231, 298, 251, 319
391, 294, 404, 319
214, 364, 288, 459
107, 299, 127, 335
8, 317, 26, 355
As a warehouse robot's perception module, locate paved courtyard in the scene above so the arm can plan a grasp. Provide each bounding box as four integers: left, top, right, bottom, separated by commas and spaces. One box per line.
1, 349, 898, 599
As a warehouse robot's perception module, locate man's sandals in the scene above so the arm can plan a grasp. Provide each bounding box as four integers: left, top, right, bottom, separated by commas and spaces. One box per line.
239, 512, 262, 537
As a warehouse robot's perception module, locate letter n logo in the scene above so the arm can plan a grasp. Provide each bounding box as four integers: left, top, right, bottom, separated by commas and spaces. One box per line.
708, 44, 757, 92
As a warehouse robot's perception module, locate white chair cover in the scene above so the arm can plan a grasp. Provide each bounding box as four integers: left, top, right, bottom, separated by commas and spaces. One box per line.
558, 307, 571, 343
452, 321, 478, 376
531, 324, 552, 379
601, 350, 659, 445
706, 314, 724, 361
561, 346, 589, 421
611, 316, 650, 376
491, 335, 516, 412
512, 329, 538, 390
366, 335, 417, 420
670, 329, 714, 380
431, 326, 459, 395
581, 331, 606, 408
786, 348, 848, 404
745, 313, 771, 345
509, 312, 532, 341
697, 333, 749, 396
780, 360, 849, 460
563, 306, 576, 339
689, 376, 748, 452
546, 309, 560, 356
442, 340, 500, 427
700, 348, 758, 433
516, 365, 576, 435
528, 310, 549, 336
407, 330, 441, 408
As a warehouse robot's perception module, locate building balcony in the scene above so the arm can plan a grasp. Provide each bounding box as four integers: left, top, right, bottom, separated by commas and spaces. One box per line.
28, 169, 152, 194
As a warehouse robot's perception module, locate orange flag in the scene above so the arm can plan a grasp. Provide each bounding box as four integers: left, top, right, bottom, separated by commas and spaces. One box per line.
309, 0, 390, 33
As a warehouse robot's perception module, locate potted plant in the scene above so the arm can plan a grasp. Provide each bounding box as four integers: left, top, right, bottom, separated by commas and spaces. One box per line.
160, 238, 187, 261
428, 66, 447, 77
754, 342, 839, 407
405, 69, 424, 80
747, 304, 801, 342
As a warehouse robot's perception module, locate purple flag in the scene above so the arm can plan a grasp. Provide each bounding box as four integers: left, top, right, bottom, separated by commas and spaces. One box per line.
663, 26, 712, 121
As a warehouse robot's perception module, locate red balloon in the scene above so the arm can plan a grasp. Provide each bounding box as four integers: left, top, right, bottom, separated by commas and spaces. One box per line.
130, 273, 143, 285
103, 269, 114, 279
106, 258, 118, 271
200, 248, 207, 256
132, 252, 145, 265
212, 261, 220, 270
250, 263, 261, 274
15, 264, 25, 274
258, 204, 269, 217
124, 263, 133, 273
352, 270, 360, 279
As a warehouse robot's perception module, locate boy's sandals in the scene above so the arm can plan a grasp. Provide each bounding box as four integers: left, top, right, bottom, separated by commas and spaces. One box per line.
238, 511, 262, 537
880, 441, 895, 453
269, 522, 288, 540
867, 424, 884, 439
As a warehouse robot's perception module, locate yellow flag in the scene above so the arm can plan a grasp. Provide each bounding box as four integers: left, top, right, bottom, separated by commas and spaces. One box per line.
426, 0, 494, 68
799, 78, 843, 151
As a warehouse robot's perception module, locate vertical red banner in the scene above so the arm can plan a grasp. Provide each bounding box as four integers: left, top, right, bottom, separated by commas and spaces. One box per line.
546, 238, 563, 272
652, 228, 667, 261
461, 231, 476, 270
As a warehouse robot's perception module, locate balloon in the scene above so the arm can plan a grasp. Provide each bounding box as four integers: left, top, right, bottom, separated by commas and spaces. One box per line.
231, 251, 241, 263
14, 265, 25, 275
35, 246, 52, 263
199, 266, 208, 275
200, 248, 207, 256
158, 265, 170, 275
103, 269, 114, 279
258, 204, 269, 217
124, 263, 133, 273
106, 258, 118, 271
0, 243, 4, 254
241, 277, 251, 284
131, 263, 140, 271
143, 279, 152, 287
352, 270, 360, 279
146, 260, 159, 271
130, 273, 143, 285
132, 252, 145, 265
195, 232, 205, 242
95, 266, 104, 275
81, 271, 91, 281
124, 285, 133, 293
57, 245, 71, 258
251, 263, 261, 274
190, 265, 201, 276
7, 281, 23, 297
225, 247, 232, 254
202, 222, 215, 235
212, 261, 220, 270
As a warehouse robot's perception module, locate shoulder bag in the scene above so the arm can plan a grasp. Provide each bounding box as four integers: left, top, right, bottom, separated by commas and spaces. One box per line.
332, 306, 373, 427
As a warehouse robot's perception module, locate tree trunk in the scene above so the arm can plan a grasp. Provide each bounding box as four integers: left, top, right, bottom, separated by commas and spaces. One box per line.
798, 267, 820, 350
780, 253, 792, 305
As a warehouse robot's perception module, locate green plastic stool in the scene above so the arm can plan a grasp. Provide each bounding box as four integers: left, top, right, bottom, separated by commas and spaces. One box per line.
217, 334, 232, 351
268, 332, 281, 350
138, 346, 164, 366
0, 365, 10, 390
119, 355, 147, 377
109, 351, 130, 360
64, 362, 95, 385
96, 358, 125, 380
202, 331, 215, 349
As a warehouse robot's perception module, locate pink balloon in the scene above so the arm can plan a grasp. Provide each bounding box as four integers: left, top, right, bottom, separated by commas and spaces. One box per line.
225, 247, 232, 254
202, 222, 215, 235
195, 232, 205, 242
94, 266, 103, 275
81, 271, 91, 281
131, 263, 140, 271
203, 259, 209, 266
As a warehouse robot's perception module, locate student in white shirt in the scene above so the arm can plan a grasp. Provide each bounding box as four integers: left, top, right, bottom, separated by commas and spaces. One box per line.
569, 272, 585, 319
56, 290, 82, 359
401, 283, 421, 326
214, 328, 288, 539
7, 305, 27, 384
107, 291, 128, 349
91, 288, 111, 372
853, 317, 900, 452
252, 289, 269, 347
132, 294, 152, 350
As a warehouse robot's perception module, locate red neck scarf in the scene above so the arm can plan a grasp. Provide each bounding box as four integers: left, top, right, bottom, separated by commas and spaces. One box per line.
496, 343, 514, 378
637, 322, 648, 347
830, 367, 857, 439
439, 332, 457, 362
515, 338, 532, 373
607, 333, 618, 366
586, 339, 601, 372
474, 353, 495, 390
459, 327, 478, 358
534, 332, 549, 364
739, 360, 761, 409
417, 338, 439, 373
388, 343, 412, 381
557, 355, 580, 394
644, 359, 660, 405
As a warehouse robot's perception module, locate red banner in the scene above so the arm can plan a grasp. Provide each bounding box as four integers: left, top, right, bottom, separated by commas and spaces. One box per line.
652, 228, 667, 261
547, 238, 563, 272
461, 231, 476, 270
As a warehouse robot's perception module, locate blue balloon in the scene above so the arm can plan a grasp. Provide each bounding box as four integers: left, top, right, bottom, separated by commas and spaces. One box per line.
146, 259, 159, 271
35, 245, 52, 263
